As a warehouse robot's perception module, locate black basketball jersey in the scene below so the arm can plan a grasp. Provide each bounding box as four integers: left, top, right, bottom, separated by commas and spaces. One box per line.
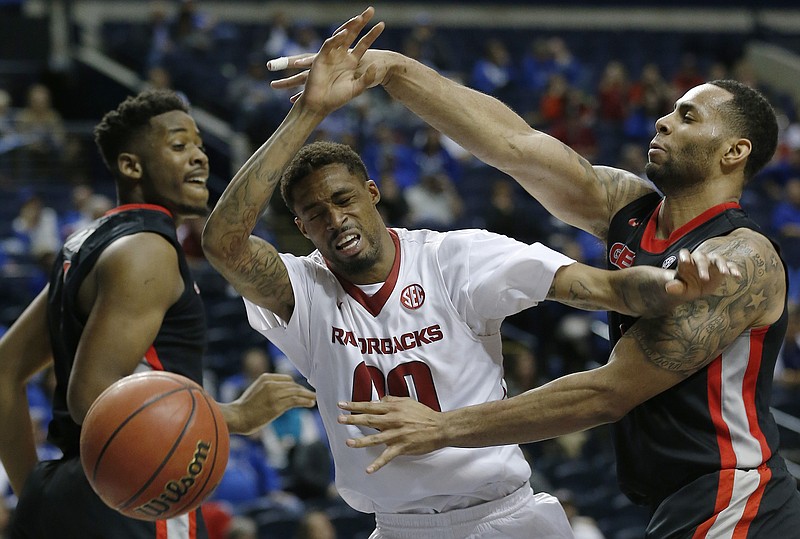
606, 193, 788, 507
46, 204, 207, 457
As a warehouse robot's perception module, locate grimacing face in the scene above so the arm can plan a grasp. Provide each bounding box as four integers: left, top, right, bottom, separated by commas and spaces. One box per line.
137, 110, 210, 218
292, 163, 387, 279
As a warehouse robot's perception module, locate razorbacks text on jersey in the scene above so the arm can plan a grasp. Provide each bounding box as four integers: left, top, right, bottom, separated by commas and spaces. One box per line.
245, 227, 574, 514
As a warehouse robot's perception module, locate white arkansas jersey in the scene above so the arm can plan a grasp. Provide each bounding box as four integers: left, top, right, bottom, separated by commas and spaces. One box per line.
244, 228, 573, 514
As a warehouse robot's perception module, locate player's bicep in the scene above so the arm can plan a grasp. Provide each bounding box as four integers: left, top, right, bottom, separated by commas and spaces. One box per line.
625, 231, 785, 378
69, 234, 183, 422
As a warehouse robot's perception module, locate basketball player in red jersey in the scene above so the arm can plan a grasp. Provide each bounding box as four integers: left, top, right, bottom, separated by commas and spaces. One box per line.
0, 89, 315, 539
204, 9, 737, 539
271, 8, 800, 538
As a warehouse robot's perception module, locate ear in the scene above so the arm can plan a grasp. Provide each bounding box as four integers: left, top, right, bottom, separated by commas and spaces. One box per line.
366, 179, 381, 205
721, 138, 751, 170
294, 216, 309, 238
118, 152, 143, 181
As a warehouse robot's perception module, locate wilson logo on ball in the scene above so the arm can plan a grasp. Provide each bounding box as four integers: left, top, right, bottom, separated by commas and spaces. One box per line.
134, 440, 212, 518
400, 284, 425, 309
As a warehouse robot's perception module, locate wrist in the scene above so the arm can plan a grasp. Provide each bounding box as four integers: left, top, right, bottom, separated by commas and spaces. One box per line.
219, 401, 244, 434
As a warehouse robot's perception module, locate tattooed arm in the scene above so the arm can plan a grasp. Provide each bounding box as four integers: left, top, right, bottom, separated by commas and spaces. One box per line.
202, 10, 383, 319
335, 229, 783, 472
202, 102, 317, 320
546, 245, 738, 317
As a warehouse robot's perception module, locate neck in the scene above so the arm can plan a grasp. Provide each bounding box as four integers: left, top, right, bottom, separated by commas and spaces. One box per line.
656, 190, 740, 239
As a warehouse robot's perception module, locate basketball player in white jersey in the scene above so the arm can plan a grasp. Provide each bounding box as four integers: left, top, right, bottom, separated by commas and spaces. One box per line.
202, 10, 735, 539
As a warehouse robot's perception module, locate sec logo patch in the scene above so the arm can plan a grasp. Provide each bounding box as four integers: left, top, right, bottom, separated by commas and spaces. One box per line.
400, 284, 425, 310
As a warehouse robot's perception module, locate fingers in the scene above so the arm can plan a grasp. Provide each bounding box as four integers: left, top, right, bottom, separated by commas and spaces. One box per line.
332, 6, 375, 35
270, 71, 309, 89
351, 21, 385, 60
338, 400, 390, 414
366, 447, 401, 474
266, 54, 314, 71
337, 6, 376, 39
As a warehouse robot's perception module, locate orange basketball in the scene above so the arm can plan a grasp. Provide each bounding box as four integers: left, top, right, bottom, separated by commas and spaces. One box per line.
80, 371, 230, 521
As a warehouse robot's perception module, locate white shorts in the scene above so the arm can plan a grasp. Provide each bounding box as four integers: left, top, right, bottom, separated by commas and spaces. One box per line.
368, 484, 574, 539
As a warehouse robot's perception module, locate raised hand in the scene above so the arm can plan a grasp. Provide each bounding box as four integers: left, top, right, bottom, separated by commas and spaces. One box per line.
288, 7, 384, 114
337, 396, 446, 473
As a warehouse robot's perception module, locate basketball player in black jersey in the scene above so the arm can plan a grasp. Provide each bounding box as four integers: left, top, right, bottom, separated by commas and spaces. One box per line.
271, 9, 800, 538
0, 89, 315, 539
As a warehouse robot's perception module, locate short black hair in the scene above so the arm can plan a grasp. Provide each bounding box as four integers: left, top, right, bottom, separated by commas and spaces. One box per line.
709, 80, 778, 181
280, 140, 369, 213
93, 89, 189, 176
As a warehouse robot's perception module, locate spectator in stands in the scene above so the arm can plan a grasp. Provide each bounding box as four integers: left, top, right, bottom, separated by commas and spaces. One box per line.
470, 38, 516, 100
142, 65, 190, 106
503, 340, 547, 397
280, 21, 321, 59
59, 184, 114, 240
225, 516, 257, 539
0, 88, 21, 169
520, 38, 559, 99
374, 169, 409, 228
483, 178, 545, 244
219, 346, 273, 404
772, 177, 800, 304
294, 510, 336, 539
554, 489, 605, 539
757, 123, 800, 201
208, 432, 284, 510
15, 83, 66, 177
624, 63, 673, 149
671, 52, 705, 95
144, 1, 173, 71
400, 13, 455, 73
9, 190, 60, 284
170, 0, 217, 53
201, 501, 234, 539
360, 124, 417, 189
537, 73, 571, 127
547, 37, 586, 90
226, 53, 290, 148
404, 172, 463, 230
596, 60, 630, 163
548, 98, 599, 164
412, 126, 462, 185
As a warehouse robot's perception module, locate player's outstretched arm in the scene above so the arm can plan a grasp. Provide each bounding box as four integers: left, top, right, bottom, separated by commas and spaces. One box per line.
547, 247, 740, 317
338, 231, 778, 473
0, 287, 53, 494
220, 373, 316, 435
269, 11, 654, 240
203, 7, 384, 321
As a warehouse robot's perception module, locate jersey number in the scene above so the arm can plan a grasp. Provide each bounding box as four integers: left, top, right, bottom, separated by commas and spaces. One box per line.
351, 360, 442, 412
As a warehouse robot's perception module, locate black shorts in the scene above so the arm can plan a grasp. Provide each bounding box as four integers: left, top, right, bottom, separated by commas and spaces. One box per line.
9, 457, 209, 539
647, 456, 800, 538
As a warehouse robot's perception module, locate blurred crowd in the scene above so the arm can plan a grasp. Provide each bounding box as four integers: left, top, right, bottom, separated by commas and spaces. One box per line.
2, 2, 800, 538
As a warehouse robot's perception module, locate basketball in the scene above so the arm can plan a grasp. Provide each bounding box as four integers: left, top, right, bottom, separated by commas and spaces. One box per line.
79, 371, 230, 521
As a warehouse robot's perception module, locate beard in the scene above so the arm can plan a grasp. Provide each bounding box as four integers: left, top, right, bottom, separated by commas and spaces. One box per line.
327, 225, 384, 278
645, 142, 716, 194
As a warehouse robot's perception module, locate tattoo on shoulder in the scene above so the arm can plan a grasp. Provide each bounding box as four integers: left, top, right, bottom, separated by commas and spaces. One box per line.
627, 232, 784, 376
